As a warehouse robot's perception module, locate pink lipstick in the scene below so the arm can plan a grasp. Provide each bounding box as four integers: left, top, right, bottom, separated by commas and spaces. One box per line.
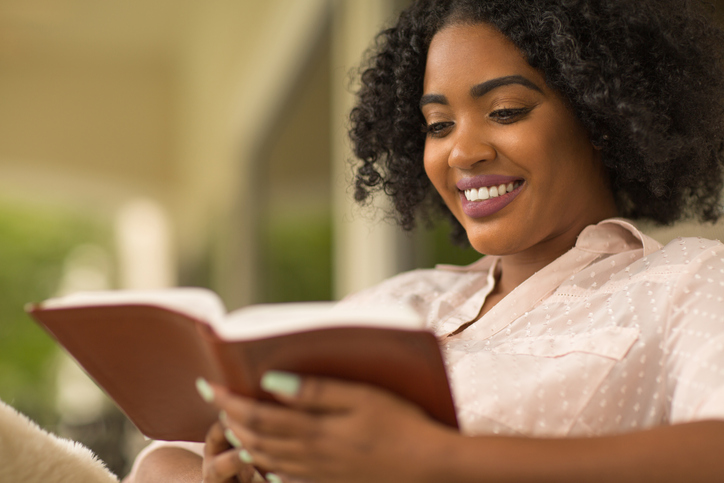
456, 175, 524, 218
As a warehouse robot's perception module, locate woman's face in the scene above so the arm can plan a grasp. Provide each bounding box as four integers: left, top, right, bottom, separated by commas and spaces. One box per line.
422, 22, 617, 258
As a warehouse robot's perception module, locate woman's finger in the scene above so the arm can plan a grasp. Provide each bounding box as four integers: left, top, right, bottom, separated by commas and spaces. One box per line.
213, 387, 321, 438
205, 420, 232, 456
203, 448, 259, 483
230, 420, 314, 462
262, 372, 417, 416
204, 421, 258, 483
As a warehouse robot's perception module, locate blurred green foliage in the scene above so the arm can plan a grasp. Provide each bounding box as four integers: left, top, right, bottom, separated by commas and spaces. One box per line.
0, 201, 107, 426
260, 209, 333, 303
259, 209, 481, 304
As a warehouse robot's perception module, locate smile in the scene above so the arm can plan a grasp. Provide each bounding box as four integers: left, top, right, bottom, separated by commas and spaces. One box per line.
457, 176, 525, 219
463, 180, 523, 201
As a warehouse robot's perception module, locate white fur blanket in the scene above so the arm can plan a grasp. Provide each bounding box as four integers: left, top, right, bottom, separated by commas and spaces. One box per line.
0, 400, 118, 483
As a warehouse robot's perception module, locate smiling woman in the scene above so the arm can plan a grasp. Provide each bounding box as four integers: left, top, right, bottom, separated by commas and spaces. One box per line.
421, 24, 617, 262
129, 1, 724, 482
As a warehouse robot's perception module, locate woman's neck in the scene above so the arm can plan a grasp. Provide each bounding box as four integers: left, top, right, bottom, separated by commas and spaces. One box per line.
494, 212, 613, 300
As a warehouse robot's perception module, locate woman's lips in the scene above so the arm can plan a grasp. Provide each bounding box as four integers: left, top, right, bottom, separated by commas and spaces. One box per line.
456, 176, 525, 218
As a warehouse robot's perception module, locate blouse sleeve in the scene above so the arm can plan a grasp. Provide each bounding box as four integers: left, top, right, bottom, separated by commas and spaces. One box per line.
123, 440, 204, 482
124, 440, 265, 482
666, 241, 724, 424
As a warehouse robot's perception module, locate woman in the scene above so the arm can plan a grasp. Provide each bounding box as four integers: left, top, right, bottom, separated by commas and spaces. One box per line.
128, 0, 724, 481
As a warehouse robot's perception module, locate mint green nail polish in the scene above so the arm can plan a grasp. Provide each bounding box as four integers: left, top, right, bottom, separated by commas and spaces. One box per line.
195, 377, 214, 403
219, 410, 228, 422
265, 472, 282, 483
224, 428, 241, 448
239, 449, 253, 464
261, 371, 301, 396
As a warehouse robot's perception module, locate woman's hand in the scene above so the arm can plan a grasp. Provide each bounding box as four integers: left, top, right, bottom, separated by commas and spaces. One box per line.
205, 373, 454, 483
201, 419, 261, 483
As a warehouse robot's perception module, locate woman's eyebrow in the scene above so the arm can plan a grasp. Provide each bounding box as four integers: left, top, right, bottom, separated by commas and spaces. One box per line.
470, 75, 543, 98
419, 93, 447, 109
420, 75, 543, 109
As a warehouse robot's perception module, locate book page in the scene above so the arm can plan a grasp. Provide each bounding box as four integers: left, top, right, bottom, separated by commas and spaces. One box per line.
37, 287, 227, 326
216, 302, 424, 340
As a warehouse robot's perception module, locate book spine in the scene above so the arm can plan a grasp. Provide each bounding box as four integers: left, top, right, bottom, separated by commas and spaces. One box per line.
199, 330, 260, 398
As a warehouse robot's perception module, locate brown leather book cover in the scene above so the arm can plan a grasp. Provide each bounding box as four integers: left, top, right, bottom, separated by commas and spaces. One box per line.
27, 291, 458, 442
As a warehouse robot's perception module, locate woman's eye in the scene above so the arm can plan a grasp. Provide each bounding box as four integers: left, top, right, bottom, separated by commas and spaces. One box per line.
489, 107, 531, 124
423, 121, 454, 138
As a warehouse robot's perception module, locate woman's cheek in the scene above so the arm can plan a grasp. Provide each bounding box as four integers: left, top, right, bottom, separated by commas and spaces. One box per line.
423, 145, 448, 195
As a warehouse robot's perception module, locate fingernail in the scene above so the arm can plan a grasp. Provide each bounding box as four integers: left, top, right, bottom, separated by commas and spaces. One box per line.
219, 410, 228, 423
265, 472, 282, 483
239, 449, 254, 464
261, 371, 301, 397
224, 428, 241, 448
195, 377, 214, 403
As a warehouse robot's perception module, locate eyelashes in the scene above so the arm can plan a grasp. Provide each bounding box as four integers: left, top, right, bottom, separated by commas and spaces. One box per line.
488, 107, 532, 124
422, 121, 454, 138
423, 107, 532, 138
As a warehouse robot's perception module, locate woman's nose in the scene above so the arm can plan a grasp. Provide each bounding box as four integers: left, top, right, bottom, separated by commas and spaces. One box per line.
447, 126, 496, 169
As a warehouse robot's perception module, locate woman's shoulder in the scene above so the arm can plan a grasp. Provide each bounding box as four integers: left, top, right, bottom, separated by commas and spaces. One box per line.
585, 219, 724, 276
592, 234, 724, 296
645, 235, 724, 275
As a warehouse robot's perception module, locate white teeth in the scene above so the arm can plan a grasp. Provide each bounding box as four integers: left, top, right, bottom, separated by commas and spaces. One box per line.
464, 180, 522, 201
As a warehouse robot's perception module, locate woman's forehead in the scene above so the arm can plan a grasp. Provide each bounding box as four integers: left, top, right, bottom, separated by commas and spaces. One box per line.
423, 23, 546, 95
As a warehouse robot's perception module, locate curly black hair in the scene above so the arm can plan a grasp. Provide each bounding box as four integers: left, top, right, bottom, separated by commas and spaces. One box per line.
349, 0, 724, 245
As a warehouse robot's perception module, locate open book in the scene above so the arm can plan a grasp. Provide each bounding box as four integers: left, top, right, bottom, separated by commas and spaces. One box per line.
27, 288, 457, 442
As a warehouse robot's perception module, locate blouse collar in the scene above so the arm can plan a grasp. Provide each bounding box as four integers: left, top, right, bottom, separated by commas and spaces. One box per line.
436, 218, 662, 274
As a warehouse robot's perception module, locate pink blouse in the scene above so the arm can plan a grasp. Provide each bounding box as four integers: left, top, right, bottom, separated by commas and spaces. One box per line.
339, 218, 724, 436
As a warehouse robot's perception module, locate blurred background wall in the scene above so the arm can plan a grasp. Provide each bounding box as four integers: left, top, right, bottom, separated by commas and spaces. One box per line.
1, 0, 723, 478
